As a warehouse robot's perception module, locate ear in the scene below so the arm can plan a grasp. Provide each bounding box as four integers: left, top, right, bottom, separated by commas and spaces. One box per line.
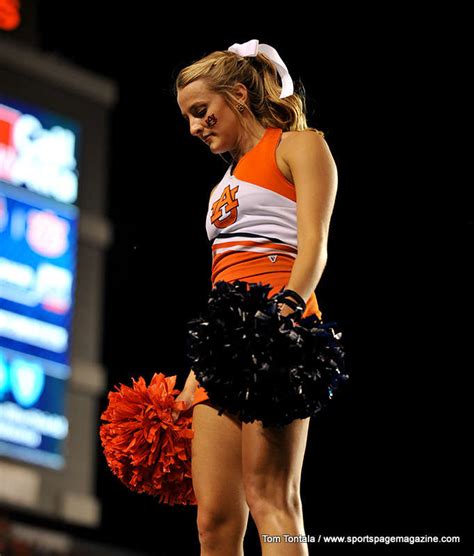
233, 82, 249, 104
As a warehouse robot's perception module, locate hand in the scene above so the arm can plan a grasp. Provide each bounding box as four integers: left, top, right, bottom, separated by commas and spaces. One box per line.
171, 389, 195, 423
277, 301, 296, 318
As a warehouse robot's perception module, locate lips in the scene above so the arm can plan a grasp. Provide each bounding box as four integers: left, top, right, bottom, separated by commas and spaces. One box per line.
203, 134, 214, 142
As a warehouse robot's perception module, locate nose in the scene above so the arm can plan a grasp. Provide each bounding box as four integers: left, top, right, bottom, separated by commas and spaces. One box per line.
189, 117, 204, 138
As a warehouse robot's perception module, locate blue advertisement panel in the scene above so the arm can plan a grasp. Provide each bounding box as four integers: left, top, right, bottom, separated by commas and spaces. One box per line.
0, 95, 80, 469
0, 185, 78, 365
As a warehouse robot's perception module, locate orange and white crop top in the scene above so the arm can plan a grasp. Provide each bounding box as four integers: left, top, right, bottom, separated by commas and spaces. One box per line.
205, 127, 300, 286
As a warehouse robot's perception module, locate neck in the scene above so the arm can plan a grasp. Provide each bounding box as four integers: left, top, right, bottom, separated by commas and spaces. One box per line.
231, 122, 267, 162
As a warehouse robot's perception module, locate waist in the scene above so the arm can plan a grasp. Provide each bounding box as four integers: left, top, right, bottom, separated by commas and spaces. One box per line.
210, 251, 322, 320
211, 250, 296, 285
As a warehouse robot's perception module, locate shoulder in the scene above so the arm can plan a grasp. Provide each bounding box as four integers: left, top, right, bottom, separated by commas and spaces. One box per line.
281, 129, 336, 171
281, 129, 327, 154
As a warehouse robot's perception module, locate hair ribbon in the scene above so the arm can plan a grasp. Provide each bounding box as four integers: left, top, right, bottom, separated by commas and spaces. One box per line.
227, 39, 294, 99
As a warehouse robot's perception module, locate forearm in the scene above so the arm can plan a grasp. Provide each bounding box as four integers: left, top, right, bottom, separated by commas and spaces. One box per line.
285, 239, 328, 305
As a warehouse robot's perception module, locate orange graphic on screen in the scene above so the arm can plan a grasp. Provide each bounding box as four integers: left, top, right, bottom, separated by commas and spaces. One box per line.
0, 0, 20, 31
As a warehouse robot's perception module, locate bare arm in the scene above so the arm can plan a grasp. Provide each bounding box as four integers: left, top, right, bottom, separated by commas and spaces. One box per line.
281, 131, 338, 310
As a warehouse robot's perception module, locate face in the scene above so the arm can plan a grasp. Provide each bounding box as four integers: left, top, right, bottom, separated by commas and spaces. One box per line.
177, 79, 244, 154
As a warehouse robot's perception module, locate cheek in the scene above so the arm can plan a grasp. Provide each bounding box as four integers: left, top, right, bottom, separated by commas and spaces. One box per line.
205, 114, 218, 127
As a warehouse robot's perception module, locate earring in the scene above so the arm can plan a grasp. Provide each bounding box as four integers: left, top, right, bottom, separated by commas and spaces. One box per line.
236, 103, 245, 113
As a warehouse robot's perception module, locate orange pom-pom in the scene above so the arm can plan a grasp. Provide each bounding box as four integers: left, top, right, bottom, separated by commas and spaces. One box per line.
100, 372, 206, 505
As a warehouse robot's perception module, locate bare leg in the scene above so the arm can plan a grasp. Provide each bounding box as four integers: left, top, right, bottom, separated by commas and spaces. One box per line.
192, 402, 249, 555
242, 417, 311, 556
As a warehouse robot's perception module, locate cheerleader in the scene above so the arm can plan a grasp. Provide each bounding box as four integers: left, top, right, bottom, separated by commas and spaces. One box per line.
174, 39, 339, 556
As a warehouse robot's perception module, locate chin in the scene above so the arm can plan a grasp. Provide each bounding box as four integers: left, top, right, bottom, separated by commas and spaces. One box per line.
210, 136, 229, 155
208, 137, 222, 152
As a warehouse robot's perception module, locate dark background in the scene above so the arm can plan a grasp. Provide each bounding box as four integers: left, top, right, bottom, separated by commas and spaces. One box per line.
6, 3, 470, 555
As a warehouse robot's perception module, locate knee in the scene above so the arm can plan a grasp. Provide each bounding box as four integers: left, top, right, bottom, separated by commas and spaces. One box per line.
244, 476, 302, 520
197, 507, 246, 548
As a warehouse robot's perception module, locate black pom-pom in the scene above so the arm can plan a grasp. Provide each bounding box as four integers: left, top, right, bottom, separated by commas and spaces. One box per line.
186, 280, 348, 429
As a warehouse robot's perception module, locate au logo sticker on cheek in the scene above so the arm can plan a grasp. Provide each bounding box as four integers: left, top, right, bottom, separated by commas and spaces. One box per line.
206, 114, 217, 127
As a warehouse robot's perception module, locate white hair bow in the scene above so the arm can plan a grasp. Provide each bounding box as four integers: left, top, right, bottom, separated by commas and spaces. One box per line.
227, 39, 294, 99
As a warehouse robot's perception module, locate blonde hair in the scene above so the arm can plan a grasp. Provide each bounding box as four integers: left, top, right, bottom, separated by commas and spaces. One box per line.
173, 48, 325, 141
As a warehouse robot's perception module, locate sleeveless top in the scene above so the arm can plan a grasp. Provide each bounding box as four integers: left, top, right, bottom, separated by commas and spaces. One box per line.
205, 127, 300, 286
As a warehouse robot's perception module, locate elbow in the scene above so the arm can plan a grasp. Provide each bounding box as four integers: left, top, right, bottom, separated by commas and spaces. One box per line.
297, 245, 328, 270
298, 235, 328, 258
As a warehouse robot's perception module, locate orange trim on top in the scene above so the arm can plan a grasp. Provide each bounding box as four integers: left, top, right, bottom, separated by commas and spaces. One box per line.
232, 128, 297, 202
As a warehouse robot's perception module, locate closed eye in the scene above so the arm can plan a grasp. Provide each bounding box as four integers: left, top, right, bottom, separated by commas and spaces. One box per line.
181, 106, 207, 121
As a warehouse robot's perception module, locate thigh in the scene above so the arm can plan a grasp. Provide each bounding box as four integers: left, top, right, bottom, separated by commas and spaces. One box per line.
242, 417, 311, 502
192, 402, 249, 518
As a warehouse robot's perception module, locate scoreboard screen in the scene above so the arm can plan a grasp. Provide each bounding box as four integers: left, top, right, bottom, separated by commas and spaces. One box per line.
0, 95, 80, 469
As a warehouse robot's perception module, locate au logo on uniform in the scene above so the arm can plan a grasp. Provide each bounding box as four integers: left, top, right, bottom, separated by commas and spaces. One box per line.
211, 184, 240, 228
